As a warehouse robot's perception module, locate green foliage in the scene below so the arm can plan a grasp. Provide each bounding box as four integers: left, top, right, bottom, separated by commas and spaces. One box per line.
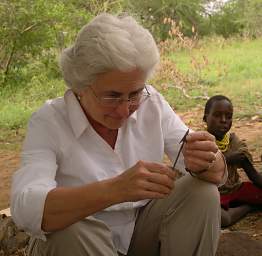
208, 1, 244, 38
208, 0, 262, 38
0, 0, 95, 87
238, 0, 262, 37
0, 76, 65, 129
74, 0, 125, 14
125, 0, 210, 40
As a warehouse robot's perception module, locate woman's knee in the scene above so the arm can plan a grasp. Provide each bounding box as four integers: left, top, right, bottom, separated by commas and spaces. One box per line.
29, 218, 116, 256
28, 222, 83, 256
47, 221, 84, 244
195, 178, 219, 204
31, 221, 86, 254
181, 175, 219, 204
164, 175, 220, 218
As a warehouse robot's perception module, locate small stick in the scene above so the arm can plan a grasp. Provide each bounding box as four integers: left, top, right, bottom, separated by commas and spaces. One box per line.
172, 129, 189, 170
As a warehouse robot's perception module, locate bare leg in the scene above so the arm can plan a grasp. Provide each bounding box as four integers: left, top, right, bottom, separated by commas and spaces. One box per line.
221, 205, 252, 227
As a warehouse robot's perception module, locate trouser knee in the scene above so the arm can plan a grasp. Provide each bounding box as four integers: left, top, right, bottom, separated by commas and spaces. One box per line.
179, 175, 220, 209
28, 217, 118, 256
45, 220, 84, 246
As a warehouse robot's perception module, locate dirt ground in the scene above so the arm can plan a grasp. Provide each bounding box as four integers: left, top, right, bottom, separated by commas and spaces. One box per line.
0, 109, 262, 240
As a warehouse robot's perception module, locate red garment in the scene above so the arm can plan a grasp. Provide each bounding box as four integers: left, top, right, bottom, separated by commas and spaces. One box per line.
220, 182, 262, 210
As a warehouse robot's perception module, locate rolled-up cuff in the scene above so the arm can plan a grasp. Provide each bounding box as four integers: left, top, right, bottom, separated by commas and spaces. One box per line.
11, 181, 56, 239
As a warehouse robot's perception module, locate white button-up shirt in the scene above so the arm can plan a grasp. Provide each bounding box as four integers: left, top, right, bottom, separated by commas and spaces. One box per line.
11, 85, 188, 254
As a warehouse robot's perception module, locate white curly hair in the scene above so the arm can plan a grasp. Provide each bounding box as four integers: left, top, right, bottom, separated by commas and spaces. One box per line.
59, 13, 160, 90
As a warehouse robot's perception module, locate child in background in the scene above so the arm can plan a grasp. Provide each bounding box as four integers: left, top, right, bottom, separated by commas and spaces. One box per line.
203, 95, 262, 227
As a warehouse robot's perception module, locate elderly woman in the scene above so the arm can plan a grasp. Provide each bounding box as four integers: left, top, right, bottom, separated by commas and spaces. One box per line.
11, 13, 226, 256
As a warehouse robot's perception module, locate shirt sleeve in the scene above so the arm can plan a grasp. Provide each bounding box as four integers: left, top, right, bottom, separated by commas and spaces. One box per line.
11, 112, 58, 239
156, 93, 189, 173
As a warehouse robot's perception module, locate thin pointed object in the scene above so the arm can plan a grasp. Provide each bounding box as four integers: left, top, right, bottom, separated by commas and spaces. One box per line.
172, 129, 189, 170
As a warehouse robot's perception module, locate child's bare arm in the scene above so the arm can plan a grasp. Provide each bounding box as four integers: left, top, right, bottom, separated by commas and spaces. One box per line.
242, 157, 262, 188
225, 152, 246, 166
225, 133, 253, 168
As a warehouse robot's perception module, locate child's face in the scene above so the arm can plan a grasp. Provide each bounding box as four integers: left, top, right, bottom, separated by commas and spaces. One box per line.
205, 99, 233, 140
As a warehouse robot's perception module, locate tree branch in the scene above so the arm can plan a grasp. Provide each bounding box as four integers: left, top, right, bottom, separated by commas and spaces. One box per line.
2, 41, 16, 85
21, 19, 51, 34
167, 84, 209, 100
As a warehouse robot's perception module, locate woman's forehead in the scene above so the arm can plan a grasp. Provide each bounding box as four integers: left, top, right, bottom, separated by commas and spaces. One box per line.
94, 69, 146, 90
95, 69, 145, 84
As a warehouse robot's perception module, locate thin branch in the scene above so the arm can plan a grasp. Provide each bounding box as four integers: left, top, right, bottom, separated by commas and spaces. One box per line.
21, 20, 51, 34
4, 41, 16, 76
2, 41, 16, 85
21, 23, 40, 34
1, 20, 50, 84
167, 84, 209, 100
0, 45, 6, 69
0, 56, 6, 70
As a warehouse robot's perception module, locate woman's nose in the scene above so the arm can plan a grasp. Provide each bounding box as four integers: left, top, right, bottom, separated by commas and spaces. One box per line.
115, 101, 130, 118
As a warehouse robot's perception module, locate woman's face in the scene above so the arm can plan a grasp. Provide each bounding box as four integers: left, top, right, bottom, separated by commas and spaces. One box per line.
78, 69, 147, 130
205, 99, 233, 140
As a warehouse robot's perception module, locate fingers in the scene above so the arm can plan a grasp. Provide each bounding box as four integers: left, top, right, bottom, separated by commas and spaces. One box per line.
117, 161, 177, 202
147, 172, 175, 189
184, 150, 217, 162
184, 154, 215, 171
183, 131, 219, 172
186, 131, 215, 143
142, 161, 176, 180
139, 179, 173, 195
134, 161, 176, 195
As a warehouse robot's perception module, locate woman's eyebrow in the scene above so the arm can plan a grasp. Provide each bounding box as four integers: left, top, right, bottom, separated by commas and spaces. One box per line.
129, 87, 144, 95
103, 87, 145, 96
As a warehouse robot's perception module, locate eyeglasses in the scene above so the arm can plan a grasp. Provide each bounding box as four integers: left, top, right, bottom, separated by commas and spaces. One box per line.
89, 86, 151, 108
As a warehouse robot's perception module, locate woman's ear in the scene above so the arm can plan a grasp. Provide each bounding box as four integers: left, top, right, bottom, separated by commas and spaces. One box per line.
72, 88, 82, 101
73, 88, 85, 99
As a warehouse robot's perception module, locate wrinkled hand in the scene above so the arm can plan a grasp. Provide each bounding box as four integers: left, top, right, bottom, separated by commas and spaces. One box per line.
226, 152, 247, 166
182, 131, 218, 174
116, 161, 176, 202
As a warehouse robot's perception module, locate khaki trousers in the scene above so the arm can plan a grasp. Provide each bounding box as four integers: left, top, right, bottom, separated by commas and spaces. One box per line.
28, 174, 221, 256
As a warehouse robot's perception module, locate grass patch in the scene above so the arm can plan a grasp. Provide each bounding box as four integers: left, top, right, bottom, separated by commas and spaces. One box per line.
0, 78, 65, 129
155, 37, 262, 115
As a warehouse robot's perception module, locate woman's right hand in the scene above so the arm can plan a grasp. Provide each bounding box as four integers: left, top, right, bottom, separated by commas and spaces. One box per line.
113, 161, 176, 202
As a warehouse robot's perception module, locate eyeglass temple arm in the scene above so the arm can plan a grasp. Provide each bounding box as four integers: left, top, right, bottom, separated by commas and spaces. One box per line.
145, 86, 150, 96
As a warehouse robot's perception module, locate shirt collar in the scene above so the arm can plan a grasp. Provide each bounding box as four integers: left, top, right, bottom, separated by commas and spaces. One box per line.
129, 110, 137, 122
64, 89, 90, 138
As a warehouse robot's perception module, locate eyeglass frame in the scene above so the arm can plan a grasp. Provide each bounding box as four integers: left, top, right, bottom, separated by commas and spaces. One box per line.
88, 85, 151, 108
